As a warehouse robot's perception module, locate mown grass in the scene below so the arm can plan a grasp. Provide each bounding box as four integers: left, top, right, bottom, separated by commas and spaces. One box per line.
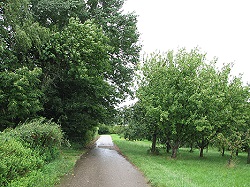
111, 134, 250, 187
9, 144, 84, 187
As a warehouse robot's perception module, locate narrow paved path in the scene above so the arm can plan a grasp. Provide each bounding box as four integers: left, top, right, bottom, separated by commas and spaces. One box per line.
59, 135, 150, 187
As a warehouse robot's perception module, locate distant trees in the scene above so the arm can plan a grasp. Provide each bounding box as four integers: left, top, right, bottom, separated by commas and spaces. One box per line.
126, 48, 250, 163
0, 0, 140, 142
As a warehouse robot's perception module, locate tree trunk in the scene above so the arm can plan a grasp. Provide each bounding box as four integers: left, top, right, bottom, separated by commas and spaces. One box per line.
171, 142, 179, 158
151, 133, 157, 153
198, 139, 208, 157
222, 147, 225, 156
200, 147, 204, 157
236, 149, 239, 156
171, 147, 178, 158
247, 147, 250, 164
228, 154, 233, 165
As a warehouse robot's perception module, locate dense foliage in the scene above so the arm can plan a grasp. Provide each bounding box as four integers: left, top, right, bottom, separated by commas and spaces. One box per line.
121, 48, 250, 163
0, 0, 140, 142
0, 119, 63, 186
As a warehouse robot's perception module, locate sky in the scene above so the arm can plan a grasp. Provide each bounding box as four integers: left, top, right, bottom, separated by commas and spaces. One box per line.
122, 0, 250, 84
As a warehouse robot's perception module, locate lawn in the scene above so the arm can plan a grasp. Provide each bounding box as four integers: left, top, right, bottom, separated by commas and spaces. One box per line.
111, 134, 250, 187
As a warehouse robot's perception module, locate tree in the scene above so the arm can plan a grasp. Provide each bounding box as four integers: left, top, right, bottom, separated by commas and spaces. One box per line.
0, 67, 43, 130
0, 0, 49, 128
137, 49, 205, 157
30, 0, 141, 99
136, 48, 249, 158
0, 0, 50, 71
188, 62, 233, 157
1, 0, 141, 144
223, 77, 250, 164
39, 18, 115, 141
244, 129, 250, 164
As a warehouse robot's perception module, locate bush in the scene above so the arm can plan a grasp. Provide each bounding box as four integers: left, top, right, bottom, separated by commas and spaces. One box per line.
98, 124, 110, 134
8, 118, 64, 162
82, 127, 98, 146
0, 135, 44, 186
0, 118, 65, 186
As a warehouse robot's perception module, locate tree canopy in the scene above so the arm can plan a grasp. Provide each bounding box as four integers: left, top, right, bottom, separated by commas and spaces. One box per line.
132, 48, 250, 160
0, 0, 141, 142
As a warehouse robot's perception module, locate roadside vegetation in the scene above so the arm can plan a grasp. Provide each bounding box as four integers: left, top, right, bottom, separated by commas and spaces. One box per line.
1, 0, 140, 143
111, 134, 250, 187
1, 0, 250, 186
0, 118, 86, 186
1, 0, 139, 186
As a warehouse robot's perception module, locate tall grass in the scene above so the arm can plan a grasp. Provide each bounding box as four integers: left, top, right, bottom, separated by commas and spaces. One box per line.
111, 134, 250, 187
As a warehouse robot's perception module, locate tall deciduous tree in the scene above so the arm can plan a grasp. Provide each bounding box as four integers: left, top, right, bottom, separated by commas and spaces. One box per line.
30, 0, 141, 99
39, 18, 115, 140
1, 0, 48, 129
1, 0, 141, 144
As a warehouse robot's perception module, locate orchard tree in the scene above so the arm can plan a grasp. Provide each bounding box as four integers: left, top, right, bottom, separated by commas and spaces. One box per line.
121, 104, 148, 141
223, 77, 249, 163
137, 49, 205, 157
244, 129, 250, 164
189, 63, 233, 157
136, 53, 170, 154
136, 48, 249, 158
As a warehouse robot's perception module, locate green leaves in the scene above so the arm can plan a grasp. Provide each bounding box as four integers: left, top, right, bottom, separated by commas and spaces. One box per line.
136, 48, 249, 158
38, 18, 117, 140
0, 67, 43, 130
1, 0, 140, 143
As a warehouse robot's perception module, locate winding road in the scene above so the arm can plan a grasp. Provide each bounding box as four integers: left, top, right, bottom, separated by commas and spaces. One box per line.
59, 135, 150, 187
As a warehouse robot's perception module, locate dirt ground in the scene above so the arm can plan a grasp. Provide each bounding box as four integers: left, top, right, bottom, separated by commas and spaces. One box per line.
58, 135, 150, 187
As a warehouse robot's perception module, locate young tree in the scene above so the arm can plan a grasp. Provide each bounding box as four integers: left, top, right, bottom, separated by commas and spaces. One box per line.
224, 78, 250, 164
136, 48, 249, 158
189, 63, 232, 157
137, 49, 206, 157
244, 129, 250, 164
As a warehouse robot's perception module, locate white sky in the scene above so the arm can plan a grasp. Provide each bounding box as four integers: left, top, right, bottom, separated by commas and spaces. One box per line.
122, 0, 250, 84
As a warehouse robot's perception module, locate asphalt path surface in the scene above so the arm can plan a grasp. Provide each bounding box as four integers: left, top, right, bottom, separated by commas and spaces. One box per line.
59, 135, 150, 187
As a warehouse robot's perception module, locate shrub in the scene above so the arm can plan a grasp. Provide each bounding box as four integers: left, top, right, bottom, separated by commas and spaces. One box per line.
7, 118, 64, 162
0, 135, 44, 186
82, 127, 98, 145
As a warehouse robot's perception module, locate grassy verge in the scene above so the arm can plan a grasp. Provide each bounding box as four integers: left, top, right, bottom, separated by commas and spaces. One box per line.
111, 134, 250, 187
9, 144, 85, 187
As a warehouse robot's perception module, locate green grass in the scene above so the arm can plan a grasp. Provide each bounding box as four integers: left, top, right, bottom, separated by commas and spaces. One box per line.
111, 134, 250, 187
9, 144, 84, 187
